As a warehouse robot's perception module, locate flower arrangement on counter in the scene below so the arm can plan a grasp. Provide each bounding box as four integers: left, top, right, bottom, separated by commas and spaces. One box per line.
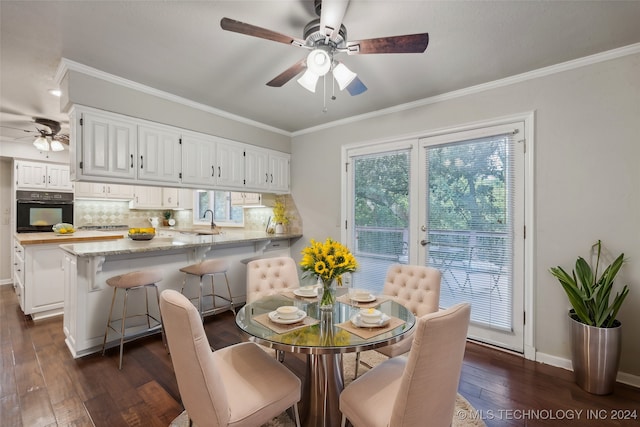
300, 238, 358, 307
272, 200, 289, 225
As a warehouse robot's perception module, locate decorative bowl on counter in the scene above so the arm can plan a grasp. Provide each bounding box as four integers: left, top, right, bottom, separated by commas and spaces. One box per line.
53, 223, 76, 235
128, 227, 156, 241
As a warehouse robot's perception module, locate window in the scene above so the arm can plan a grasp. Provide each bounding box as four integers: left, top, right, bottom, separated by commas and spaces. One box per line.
193, 190, 244, 227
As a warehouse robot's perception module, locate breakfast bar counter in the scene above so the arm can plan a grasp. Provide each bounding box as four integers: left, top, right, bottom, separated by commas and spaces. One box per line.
59, 231, 302, 358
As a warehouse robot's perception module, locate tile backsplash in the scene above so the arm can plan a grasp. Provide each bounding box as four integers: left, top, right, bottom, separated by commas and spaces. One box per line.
74, 193, 301, 234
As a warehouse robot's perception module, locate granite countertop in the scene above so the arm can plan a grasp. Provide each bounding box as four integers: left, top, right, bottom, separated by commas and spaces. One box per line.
15, 230, 125, 246
59, 231, 302, 257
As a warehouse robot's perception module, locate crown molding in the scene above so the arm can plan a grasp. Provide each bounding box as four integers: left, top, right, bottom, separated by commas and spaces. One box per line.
55, 58, 290, 137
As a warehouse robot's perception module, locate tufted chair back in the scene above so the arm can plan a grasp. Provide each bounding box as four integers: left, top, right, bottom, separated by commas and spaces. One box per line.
246, 257, 300, 303
382, 263, 441, 317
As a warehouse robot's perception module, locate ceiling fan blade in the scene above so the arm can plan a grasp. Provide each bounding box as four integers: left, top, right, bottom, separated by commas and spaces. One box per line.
220, 17, 305, 46
346, 76, 367, 96
346, 33, 429, 54
319, 0, 349, 41
266, 59, 307, 87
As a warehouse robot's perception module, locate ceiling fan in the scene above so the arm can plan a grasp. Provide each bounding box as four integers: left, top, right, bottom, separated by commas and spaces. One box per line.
1, 117, 69, 151
220, 0, 429, 96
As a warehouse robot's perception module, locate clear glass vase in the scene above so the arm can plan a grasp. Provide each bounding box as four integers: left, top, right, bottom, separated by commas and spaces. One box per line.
319, 277, 336, 310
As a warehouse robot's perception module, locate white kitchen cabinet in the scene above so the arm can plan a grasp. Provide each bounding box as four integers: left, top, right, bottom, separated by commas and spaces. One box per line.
130, 185, 163, 209
268, 151, 290, 193
73, 108, 138, 181
74, 182, 134, 200
72, 106, 181, 185
15, 160, 73, 191
231, 192, 262, 206
137, 123, 182, 184
162, 188, 193, 209
216, 138, 246, 189
13, 239, 66, 320
181, 131, 217, 186
13, 239, 25, 312
244, 146, 269, 190
243, 147, 290, 193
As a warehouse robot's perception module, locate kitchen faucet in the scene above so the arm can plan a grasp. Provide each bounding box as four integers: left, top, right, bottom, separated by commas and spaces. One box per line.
203, 209, 216, 228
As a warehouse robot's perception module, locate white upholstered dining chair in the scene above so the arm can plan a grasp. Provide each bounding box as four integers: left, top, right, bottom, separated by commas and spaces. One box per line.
246, 256, 300, 303
160, 289, 301, 427
340, 303, 471, 427
354, 263, 441, 378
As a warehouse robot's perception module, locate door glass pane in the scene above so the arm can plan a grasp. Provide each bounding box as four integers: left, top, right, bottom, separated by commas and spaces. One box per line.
426, 134, 514, 331
350, 150, 410, 294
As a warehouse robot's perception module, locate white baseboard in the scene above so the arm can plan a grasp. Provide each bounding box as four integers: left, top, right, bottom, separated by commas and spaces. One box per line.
536, 351, 640, 389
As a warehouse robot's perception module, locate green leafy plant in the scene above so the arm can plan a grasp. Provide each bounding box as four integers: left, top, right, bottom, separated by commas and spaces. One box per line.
550, 240, 629, 328
163, 210, 172, 220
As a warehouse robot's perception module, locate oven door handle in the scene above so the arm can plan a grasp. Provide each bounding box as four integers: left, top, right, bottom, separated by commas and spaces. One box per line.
17, 200, 74, 204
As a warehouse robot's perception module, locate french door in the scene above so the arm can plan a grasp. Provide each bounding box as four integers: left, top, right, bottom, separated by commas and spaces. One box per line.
418, 123, 525, 352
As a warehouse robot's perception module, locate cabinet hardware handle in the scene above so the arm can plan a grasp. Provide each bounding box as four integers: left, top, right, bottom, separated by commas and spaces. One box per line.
140, 155, 144, 169
218, 166, 221, 178
130, 154, 134, 168
48, 176, 51, 184
42, 175, 46, 184
270, 174, 273, 183
211, 166, 215, 177
265, 173, 269, 183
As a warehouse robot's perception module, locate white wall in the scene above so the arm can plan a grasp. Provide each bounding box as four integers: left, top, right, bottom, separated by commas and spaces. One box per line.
291, 52, 640, 377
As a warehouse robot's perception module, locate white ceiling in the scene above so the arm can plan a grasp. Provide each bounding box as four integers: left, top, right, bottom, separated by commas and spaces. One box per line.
2, 0, 640, 144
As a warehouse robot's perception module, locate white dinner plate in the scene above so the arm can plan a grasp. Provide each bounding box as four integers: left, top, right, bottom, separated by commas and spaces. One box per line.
350, 293, 376, 303
350, 313, 391, 328
293, 288, 318, 298
268, 309, 307, 324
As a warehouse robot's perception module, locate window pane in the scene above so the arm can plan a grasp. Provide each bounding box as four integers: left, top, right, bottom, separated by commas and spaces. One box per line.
350, 150, 410, 294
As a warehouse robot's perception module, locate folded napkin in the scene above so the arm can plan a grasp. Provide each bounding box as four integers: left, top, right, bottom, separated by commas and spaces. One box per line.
281, 290, 320, 301
336, 294, 390, 308
336, 316, 406, 339
253, 312, 319, 334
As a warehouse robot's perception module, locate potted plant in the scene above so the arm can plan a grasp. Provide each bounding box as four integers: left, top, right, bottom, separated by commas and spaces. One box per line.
549, 240, 630, 395
272, 200, 289, 234
162, 210, 172, 226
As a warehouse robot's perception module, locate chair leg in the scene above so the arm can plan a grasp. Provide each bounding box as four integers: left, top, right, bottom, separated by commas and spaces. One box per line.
354, 351, 361, 379
102, 287, 118, 355
341, 413, 347, 427
292, 403, 301, 427
222, 272, 235, 315
198, 276, 204, 322
152, 284, 168, 352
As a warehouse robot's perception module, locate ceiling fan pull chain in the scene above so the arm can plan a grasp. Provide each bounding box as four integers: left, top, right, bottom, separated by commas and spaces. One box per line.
322, 74, 328, 113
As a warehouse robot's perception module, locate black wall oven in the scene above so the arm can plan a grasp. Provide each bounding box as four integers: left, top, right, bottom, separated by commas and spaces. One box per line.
16, 191, 74, 233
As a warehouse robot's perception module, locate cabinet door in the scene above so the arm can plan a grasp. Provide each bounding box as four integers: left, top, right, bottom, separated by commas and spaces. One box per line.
216, 139, 245, 189
245, 147, 270, 190
130, 186, 163, 209
181, 132, 217, 186
138, 124, 182, 184
25, 244, 65, 317
16, 161, 47, 189
74, 182, 102, 198
81, 110, 137, 180
269, 152, 290, 193
47, 164, 73, 191
177, 188, 194, 209
105, 184, 134, 199
162, 188, 179, 208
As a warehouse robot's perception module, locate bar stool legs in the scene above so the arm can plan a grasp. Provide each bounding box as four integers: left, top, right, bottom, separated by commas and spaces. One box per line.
179, 258, 235, 320
101, 269, 164, 369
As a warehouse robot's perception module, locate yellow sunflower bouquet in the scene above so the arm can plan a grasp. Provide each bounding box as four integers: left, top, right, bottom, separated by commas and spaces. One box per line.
300, 238, 358, 307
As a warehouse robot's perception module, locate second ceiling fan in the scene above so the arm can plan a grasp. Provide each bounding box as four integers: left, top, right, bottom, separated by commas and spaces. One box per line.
220, 0, 429, 96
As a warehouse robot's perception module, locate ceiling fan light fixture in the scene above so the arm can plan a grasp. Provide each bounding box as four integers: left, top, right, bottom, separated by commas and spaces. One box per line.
297, 69, 320, 93
306, 49, 331, 76
50, 139, 65, 151
333, 62, 357, 91
33, 135, 50, 151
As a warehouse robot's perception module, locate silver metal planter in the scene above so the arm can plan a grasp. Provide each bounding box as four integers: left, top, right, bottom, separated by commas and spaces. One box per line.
570, 313, 622, 395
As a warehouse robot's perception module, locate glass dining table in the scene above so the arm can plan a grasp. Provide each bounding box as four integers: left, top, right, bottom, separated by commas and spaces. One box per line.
235, 292, 416, 427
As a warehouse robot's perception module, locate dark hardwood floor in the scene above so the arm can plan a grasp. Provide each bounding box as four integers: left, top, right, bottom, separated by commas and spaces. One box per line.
1, 284, 638, 426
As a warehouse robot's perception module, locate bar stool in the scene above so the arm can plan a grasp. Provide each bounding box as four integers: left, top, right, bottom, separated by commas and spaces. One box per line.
101, 268, 164, 369
179, 258, 235, 320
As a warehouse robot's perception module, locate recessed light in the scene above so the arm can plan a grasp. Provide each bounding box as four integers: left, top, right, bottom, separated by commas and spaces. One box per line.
48, 89, 62, 97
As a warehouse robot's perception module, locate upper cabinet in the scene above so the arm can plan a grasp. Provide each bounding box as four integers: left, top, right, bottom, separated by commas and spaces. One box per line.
15, 160, 73, 192
71, 106, 181, 186
70, 105, 289, 193
245, 146, 290, 193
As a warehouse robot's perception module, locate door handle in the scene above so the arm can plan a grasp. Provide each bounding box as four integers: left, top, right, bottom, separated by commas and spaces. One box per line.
420, 240, 430, 246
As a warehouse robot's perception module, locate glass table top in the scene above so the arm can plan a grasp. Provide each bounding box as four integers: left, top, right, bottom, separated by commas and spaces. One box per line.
235, 294, 416, 355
